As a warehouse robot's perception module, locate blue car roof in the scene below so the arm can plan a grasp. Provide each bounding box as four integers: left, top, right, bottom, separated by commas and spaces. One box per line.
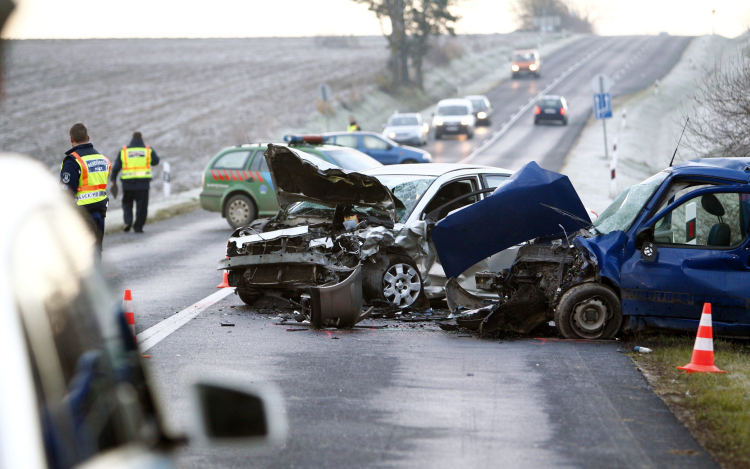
670, 158, 750, 183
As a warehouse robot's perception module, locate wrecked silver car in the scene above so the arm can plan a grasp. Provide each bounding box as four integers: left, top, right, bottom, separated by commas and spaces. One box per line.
435, 159, 750, 340
219, 145, 514, 326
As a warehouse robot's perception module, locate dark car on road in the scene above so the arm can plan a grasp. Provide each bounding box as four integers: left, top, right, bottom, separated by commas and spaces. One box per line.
534, 95, 568, 125
323, 131, 432, 165
465, 95, 493, 126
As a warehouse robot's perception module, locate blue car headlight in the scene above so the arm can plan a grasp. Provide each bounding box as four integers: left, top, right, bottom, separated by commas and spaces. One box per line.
422, 153, 433, 162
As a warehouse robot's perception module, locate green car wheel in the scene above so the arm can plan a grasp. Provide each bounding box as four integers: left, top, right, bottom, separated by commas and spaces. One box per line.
225, 194, 256, 228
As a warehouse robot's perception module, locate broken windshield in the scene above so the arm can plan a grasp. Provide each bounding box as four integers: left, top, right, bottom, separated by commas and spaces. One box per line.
592, 171, 669, 235
288, 175, 436, 222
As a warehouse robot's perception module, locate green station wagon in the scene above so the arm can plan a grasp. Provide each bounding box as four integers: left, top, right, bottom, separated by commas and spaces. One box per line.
200, 136, 383, 228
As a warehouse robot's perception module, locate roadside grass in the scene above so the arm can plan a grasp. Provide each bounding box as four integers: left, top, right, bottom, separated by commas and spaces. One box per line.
628, 334, 750, 469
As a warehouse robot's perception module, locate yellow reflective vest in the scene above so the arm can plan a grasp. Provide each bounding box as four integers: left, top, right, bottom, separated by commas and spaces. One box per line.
121, 146, 152, 180
64, 152, 111, 206
347, 124, 360, 132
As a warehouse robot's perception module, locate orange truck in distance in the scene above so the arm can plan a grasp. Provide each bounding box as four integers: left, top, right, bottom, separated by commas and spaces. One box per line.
511, 49, 541, 79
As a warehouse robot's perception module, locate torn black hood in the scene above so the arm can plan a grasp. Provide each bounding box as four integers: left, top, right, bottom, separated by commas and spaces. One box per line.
432, 161, 591, 278
265, 144, 397, 222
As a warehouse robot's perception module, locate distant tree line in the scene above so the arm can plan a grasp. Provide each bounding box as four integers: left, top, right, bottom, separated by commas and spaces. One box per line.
511, 0, 596, 34
352, 0, 462, 91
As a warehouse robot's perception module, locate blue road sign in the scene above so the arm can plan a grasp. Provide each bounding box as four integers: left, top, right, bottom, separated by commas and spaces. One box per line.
594, 93, 612, 119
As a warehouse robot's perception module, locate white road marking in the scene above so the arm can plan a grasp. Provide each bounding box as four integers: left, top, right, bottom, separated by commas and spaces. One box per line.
137, 287, 236, 352
460, 38, 616, 164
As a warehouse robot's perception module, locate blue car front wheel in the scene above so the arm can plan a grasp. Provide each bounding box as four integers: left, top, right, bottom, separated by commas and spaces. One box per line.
555, 283, 622, 339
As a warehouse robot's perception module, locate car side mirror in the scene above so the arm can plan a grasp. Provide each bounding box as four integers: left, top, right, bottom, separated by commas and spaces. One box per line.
634, 225, 654, 250
190, 377, 286, 447
640, 241, 658, 263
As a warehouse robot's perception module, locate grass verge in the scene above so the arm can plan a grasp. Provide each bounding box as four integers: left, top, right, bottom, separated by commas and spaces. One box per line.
628, 334, 750, 468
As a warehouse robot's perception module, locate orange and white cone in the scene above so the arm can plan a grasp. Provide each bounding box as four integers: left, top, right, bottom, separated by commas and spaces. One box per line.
123, 290, 136, 343
123, 290, 150, 358
217, 257, 230, 288
677, 303, 725, 374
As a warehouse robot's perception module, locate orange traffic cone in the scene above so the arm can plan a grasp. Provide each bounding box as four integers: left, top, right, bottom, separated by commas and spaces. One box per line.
123, 290, 150, 358
677, 303, 725, 374
217, 257, 230, 288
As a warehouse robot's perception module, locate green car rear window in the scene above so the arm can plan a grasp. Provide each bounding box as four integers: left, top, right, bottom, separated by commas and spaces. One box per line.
213, 150, 252, 169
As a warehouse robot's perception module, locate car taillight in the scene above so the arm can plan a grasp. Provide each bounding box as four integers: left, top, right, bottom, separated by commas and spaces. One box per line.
534, 106, 541, 115
560, 107, 566, 116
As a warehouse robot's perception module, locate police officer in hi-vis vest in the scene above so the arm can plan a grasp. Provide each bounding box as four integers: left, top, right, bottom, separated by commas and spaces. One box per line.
109, 131, 160, 233
59, 123, 110, 254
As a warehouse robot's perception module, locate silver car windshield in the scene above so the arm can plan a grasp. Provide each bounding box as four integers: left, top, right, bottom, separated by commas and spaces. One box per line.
389, 116, 419, 126
592, 171, 669, 235
287, 175, 436, 222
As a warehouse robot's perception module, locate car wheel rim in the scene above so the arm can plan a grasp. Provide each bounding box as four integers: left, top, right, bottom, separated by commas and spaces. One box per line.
570, 298, 609, 339
228, 199, 250, 226
383, 263, 421, 307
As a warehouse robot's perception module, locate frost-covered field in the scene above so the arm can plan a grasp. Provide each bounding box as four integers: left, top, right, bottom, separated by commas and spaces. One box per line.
0, 33, 557, 208
0, 36, 391, 199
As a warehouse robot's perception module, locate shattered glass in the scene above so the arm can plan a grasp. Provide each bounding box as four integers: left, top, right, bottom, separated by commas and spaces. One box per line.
592, 171, 669, 235
375, 175, 435, 222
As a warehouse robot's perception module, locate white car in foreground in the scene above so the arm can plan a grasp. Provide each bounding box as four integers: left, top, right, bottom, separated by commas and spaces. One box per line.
0, 155, 285, 469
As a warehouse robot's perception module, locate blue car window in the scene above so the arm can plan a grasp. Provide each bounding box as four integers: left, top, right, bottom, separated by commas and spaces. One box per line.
593, 171, 669, 235
363, 135, 390, 150
334, 135, 359, 148
213, 150, 251, 170
652, 191, 748, 247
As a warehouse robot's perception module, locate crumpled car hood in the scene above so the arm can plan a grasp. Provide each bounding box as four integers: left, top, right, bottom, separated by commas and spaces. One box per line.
265, 144, 397, 221
432, 161, 591, 279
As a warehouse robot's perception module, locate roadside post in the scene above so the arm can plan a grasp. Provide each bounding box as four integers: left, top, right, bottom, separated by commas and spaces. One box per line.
163, 161, 171, 198
686, 202, 697, 245
317, 83, 332, 132
591, 74, 613, 163
610, 138, 618, 198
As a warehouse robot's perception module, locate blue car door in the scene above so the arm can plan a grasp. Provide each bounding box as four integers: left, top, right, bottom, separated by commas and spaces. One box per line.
361, 135, 398, 164
620, 186, 750, 332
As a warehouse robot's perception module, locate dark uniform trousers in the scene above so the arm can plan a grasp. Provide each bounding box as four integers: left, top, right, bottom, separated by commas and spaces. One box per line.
123, 189, 149, 232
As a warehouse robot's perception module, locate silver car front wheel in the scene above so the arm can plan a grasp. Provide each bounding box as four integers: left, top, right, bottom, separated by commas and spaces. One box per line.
383, 263, 422, 307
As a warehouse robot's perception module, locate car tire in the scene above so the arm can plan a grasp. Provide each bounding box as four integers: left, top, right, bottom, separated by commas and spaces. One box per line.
467, 129, 474, 139
402, 159, 418, 164
435, 132, 442, 140
238, 290, 262, 306
374, 254, 427, 308
534, 118, 539, 125
562, 117, 568, 125
225, 194, 256, 229
555, 283, 623, 340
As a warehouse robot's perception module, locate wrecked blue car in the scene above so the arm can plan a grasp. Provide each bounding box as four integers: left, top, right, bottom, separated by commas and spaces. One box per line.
433, 158, 750, 339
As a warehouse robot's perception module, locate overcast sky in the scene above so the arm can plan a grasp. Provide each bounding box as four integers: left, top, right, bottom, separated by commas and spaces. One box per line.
3, 0, 749, 39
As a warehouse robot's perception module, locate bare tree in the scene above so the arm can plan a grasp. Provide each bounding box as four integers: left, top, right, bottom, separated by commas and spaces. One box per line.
407, 0, 461, 90
681, 47, 750, 158
353, 0, 462, 91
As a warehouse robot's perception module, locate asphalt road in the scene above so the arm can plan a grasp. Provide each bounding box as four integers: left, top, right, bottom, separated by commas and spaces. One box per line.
102, 212, 716, 468
101, 34, 717, 468
425, 35, 692, 172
